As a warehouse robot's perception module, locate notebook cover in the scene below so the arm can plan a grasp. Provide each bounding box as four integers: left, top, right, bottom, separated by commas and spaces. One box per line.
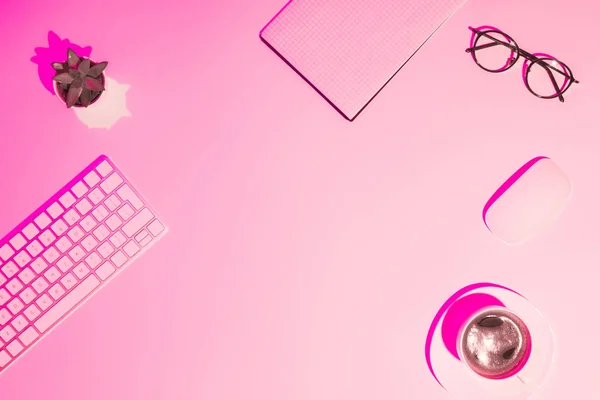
260, 0, 466, 121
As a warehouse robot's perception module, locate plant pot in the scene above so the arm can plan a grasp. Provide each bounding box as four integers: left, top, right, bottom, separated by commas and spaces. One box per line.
53, 59, 107, 108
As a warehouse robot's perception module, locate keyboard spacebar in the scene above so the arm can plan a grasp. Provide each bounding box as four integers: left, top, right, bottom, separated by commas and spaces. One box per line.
35, 276, 100, 333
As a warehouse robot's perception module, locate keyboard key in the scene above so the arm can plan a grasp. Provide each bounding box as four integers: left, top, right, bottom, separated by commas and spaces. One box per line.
49, 284, 66, 300
100, 173, 123, 194
61, 273, 77, 290
6, 279, 23, 296
0, 273, 5, 287
0, 327, 16, 342
106, 215, 123, 231
84, 170, 101, 187
81, 215, 97, 232
136, 231, 152, 247
34, 212, 52, 229
24, 305, 41, 322
123, 241, 140, 257
11, 316, 27, 332
38, 230, 56, 247
63, 209, 81, 226
0, 309, 11, 326
96, 160, 113, 177
84, 252, 102, 269
56, 256, 74, 273
105, 195, 121, 211
14, 251, 31, 268
35, 275, 100, 333
135, 230, 148, 243
111, 251, 127, 268
32, 277, 50, 294
68, 245, 85, 262
2, 262, 18, 279
109, 232, 126, 248
148, 220, 165, 236
7, 299, 24, 315
18, 268, 35, 285
26, 240, 43, 257
30, 258, 48, 274
93, 225, 110, 241
19, 288, 36, 305
0, 290, 10, 306
46, 202, 64, 219
118, 204, 134, 221
92, 205, 109, 221
50, 219, 68, 236
36, 294, 53, 311
19, 327, 39, 346
59, 192, 76, 208
96, 262, 115, 280
81, 235, 98, 252
55, 237, 73, 253
0, 244, 14, 262
22, 223, 40, 240
44, 267, 61, 283
117, 184, 144, 210
0, 351, 11, 367
123, 209, 154, 237
88, 188, 105, 205
6, 340, 23, 356
76, 199, 93, 215
97, 243, 114, 258
67, 226, 85, 242
71, 181, 88, 198
42, 246, 59, 264
9, 234, 26, 251
73, 264, 90, 279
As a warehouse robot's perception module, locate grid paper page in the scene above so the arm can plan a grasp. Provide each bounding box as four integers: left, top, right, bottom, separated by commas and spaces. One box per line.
261, 0, 466, 120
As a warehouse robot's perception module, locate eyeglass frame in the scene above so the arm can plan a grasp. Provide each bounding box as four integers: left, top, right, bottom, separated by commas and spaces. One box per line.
465, 26, 579, 102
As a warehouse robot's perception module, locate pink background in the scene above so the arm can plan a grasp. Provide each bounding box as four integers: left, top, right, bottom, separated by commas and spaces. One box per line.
0, 0, 598, 398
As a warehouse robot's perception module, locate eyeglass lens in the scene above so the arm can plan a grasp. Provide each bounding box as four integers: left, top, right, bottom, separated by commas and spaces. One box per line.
473, 31, 517, 72
526, 58, 570, 98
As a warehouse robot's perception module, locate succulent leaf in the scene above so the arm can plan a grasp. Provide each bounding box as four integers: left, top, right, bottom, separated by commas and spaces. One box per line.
80, 89, 92, 107
71, 78, 83, 89
66, 85, 83, 108
67, 48, 80, 68
78, 59, 91, 74
85, 77, 105, 91
87, 61, 108, 77
53, 73, 74, 84
51, 62, 64, 71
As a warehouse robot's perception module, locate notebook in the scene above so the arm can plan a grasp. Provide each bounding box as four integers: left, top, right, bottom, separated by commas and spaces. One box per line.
260, 0, 467, 120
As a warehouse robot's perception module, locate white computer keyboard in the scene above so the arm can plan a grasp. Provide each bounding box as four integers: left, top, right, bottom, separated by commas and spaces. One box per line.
0, 155, 167, 373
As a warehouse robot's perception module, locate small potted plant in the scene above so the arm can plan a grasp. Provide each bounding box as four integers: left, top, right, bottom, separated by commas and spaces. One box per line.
52, 48, 108, 108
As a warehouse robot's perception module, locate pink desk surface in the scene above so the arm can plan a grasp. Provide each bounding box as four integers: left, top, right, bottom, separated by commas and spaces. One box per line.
0, 0, 599, 399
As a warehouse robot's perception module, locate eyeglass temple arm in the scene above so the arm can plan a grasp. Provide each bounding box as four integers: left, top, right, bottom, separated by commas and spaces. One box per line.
465, 30, 579, 84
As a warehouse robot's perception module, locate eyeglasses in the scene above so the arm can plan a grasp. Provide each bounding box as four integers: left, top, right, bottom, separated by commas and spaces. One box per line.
465, 26, 579, 102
